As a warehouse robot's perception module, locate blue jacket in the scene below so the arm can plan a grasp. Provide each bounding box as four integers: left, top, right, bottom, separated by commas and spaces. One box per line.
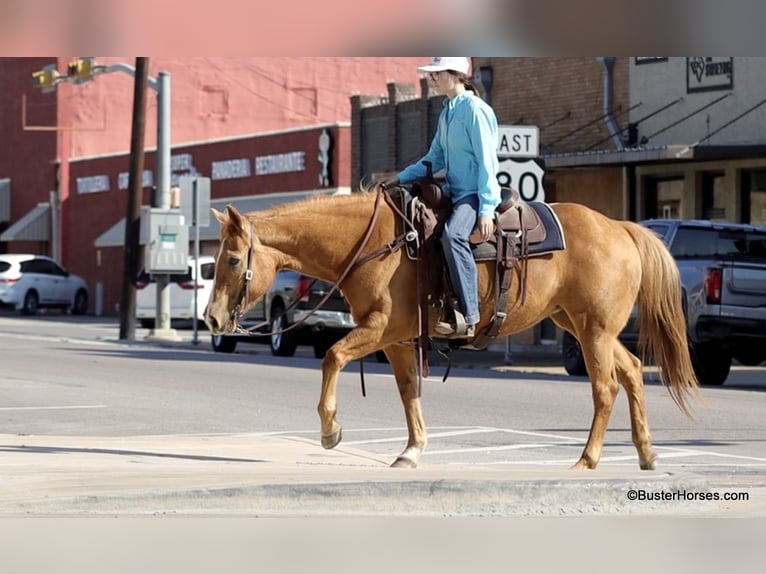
397, 91, 501, 217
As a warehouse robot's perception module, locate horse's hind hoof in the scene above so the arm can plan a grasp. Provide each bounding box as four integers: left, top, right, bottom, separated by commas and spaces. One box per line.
640, 454, 658, 470
391, 456, 417, 468
321, 428, 342, 449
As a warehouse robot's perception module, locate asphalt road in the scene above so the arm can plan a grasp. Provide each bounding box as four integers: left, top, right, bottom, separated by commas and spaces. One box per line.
0, 310, 764, 518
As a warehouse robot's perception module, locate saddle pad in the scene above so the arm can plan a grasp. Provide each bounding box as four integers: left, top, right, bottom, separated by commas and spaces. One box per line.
471, 201, 567, 262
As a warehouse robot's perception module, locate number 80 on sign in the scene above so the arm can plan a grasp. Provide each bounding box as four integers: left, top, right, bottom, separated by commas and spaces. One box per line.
496, 158, 545, 203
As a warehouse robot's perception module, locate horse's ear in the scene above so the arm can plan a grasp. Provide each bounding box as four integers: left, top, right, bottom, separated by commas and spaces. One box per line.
211, 207, 227, 225
225, 204, 247, 234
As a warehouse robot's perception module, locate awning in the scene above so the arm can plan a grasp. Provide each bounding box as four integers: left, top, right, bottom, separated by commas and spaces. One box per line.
94, 206, 151, 248
0, 202, 49, 242
542, 144, 766, 169
94, 188, 350, 248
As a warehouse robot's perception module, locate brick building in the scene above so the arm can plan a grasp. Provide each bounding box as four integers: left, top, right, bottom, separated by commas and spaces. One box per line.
0, 57, 425, 315
351, 57, 766, 344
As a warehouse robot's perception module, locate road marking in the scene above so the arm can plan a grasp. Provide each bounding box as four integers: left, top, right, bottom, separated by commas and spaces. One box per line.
0, 405, 108, 411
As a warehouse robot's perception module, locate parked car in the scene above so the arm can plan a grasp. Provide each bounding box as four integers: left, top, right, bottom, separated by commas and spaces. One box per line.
0, 253, 89, 315
136, 255, 215, 328
211, 269, 358, 358
562, 218, 766, 385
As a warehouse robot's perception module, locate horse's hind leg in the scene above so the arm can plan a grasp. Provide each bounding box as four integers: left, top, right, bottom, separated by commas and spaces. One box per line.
550, 312, 620, 470
573, 332, 620, 470
383, 342, 427, 468
614, 343, 657, 470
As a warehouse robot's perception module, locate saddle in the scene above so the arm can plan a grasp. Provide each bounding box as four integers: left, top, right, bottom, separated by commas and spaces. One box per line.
393, 181, 566, 356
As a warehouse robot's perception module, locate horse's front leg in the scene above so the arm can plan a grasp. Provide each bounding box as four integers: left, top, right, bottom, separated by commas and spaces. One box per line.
383, 341, 427, 468
316, 310, 389, 450
317, 358, 343, 450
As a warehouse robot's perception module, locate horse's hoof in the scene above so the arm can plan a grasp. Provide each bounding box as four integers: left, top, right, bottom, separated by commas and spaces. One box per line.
391, 456, 418, 468
571, 458, 596, 470
640, 454, 657, 470
321, 428, 342, 449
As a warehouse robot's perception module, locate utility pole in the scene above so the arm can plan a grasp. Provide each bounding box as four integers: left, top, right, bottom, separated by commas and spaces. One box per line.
119, 57, 149, 340
32, 58, 180, 341
147, 70, 178, 340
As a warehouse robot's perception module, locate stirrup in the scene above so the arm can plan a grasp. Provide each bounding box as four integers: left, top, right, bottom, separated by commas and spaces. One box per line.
434, 311, 472, 337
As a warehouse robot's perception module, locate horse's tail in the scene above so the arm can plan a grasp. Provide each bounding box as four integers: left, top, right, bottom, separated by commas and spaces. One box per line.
622, 221, 701, 417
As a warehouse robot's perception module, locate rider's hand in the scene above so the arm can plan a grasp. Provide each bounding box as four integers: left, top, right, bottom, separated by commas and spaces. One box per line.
476, 215, 494, 242
378, 175, 399, 190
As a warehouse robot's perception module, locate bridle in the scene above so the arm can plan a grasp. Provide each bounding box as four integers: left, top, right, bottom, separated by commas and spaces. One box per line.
226, 185, 416, 338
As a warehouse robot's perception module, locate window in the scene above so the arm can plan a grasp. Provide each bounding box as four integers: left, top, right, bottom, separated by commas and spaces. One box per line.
671, 227, 766, 260
200, 262, 215, 280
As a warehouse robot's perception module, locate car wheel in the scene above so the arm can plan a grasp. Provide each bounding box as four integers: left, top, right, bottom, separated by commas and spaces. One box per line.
269, 303, 298, 357
562, 331, 588, 376
71, 289, 88, 315
690, 343, 731, 386
21, 290, 39, 315
139, 319, 155, 329
211, 334, 237, 353
313, 339, 334, 359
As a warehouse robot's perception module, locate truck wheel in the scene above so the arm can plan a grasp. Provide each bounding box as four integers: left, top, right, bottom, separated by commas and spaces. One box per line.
733, 347, 765, 367
270, 302, 298, 357
690, 343, 731, 386
211, 334, 237, 353
562, 331, 588, 376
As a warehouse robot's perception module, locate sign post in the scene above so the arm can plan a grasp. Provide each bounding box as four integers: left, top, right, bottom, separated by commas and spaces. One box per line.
496, 125, 545, 362
179, 176, 211, 345
496, 125, 545, 203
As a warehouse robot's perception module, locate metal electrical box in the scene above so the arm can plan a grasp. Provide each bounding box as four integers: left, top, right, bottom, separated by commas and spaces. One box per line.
144, 208, 189, 273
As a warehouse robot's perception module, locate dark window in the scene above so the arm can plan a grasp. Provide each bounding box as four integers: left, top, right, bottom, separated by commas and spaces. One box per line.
671, 227, 766, 260
0, 261, 11, 273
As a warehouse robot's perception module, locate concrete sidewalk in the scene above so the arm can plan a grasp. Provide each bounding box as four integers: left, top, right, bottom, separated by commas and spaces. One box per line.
0, 431, 736, 517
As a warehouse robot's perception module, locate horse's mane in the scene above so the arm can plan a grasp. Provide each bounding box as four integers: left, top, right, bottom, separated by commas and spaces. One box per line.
243, 190, 375, 220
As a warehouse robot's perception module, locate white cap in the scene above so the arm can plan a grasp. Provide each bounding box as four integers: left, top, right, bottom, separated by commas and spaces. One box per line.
417, 57, 471, 75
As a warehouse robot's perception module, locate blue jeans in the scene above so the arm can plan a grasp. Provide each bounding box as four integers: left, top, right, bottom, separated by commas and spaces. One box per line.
440, 195, 480, 326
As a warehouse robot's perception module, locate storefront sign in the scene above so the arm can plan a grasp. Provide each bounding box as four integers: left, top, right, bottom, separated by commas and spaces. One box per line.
255, 151, 306, 175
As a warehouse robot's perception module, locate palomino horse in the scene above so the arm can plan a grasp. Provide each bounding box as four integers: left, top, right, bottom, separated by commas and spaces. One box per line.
204, 188, 700, 470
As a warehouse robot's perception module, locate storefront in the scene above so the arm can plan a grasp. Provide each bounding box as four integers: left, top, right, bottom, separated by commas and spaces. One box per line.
70, 123, 351, 315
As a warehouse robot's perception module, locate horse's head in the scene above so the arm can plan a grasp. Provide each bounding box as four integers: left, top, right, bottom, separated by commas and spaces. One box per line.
204, 204, 279, 335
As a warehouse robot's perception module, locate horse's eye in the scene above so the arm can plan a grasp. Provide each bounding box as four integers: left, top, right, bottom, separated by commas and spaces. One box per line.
228, 257, 240, 266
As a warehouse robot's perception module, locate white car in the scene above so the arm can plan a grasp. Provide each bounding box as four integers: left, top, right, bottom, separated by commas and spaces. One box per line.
135, 256, 215, 328
0, 254, 89, 315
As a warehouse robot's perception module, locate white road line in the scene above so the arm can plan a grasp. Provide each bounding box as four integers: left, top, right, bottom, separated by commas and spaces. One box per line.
342, 427, 501, 446
425, 441, 582, 455
0, 405, 108, 411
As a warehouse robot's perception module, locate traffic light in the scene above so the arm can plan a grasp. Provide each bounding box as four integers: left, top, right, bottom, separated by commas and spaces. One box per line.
67, 57, 94, 82
31, 66, 60, 92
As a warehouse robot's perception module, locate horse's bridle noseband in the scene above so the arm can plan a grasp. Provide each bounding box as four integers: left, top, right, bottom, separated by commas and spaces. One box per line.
230, 223, 256, 327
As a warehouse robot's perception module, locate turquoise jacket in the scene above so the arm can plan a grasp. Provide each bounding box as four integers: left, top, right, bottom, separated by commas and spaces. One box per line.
397, 91, 501, 217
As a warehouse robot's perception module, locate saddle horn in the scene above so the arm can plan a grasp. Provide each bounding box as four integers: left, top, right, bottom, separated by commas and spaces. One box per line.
412, 161, 445, 210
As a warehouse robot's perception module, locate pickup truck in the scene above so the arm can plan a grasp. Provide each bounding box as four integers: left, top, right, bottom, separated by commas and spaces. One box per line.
210, 269, 356, 358
562, 218, 766, 386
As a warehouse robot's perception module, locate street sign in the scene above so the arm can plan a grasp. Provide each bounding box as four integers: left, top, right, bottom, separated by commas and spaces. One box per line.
178, 176, 211, 227
497, 125, 539, 158
497, 158, 545, 202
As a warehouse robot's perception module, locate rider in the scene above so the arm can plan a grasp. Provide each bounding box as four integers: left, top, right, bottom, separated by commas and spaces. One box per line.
380, 57, 501, 338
